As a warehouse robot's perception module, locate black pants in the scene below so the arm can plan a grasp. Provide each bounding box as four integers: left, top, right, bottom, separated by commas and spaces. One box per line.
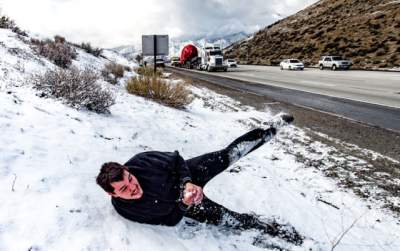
184, 128, 303, 245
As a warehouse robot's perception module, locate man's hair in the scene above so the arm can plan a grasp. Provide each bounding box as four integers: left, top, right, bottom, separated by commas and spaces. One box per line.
96, 162, 126, 194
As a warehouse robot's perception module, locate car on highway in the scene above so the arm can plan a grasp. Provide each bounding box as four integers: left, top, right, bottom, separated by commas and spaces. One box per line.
144, 57, 165, 67
225, 59, 238, 68
155, 58, 165, 67
171, 56, 180, 67
280, 59, 304, 70
319, 56, 352, 70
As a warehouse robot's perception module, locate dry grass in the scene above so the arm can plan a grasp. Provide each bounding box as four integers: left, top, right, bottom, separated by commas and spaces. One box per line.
102, 62, 126, 84
126, 76, 193, 109
135, 66, 162, 78
105, 63, 125, 78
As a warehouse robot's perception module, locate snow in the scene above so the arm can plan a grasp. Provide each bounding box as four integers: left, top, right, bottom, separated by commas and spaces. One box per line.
1, 28, 400, 251
100, 49, 137, 68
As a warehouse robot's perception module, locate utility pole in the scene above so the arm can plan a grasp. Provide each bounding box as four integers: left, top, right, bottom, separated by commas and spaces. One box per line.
153, 35, 157, 75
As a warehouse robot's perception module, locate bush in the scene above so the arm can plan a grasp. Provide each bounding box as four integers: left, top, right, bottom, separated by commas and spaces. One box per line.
289, 46, 302, 54
32, 67, 114, 113
102, 62, 125, 84
135, 66, 162, 78
126, 76, 193, 109
388, 54, 397, 64
311, 30, 324, 39
376, 48, 386, 56
31, 36, 77, 68
79, 42, 103, 57
135, 54, 143, 63
0, 15, 28, 36
0, 15, 15, 29
54, 35, 66, 44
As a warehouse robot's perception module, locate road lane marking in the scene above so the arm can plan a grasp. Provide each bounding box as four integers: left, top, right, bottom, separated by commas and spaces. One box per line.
299, 80, 336, 87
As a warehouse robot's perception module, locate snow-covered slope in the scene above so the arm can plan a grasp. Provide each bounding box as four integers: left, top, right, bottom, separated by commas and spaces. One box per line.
1, 28, 400, 251
109, 45, 140, 61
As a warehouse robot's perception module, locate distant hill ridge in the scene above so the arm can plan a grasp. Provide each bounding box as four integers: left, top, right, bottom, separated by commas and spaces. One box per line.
224, 0, 400, 69
170, 32, 249, 56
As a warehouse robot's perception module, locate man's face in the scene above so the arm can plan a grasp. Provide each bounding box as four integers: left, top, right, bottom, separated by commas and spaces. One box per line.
110, 169, 143, 200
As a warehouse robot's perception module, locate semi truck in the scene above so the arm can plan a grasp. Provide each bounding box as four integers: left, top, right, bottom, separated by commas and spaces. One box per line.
199, 45, 228, 72
178, 44, 228, 72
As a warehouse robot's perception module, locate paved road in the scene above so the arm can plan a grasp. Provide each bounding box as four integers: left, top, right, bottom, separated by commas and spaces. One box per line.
167, 66, 400, 132
206, 65, 400, 108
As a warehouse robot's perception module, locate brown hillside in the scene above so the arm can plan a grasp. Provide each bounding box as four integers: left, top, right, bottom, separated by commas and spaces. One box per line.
224, 0, 400, 69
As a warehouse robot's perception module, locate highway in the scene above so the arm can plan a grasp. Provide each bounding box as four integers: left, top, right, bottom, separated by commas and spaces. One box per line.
167, 65, 400, 132
204, 65, 400, 108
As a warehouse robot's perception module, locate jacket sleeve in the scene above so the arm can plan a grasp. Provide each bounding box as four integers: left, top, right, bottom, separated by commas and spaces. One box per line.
173, 150, 192, 187
172, 151, 197, 211
113, 203, 154, 224
157, 206, 187, 226
113, 201, 186, 226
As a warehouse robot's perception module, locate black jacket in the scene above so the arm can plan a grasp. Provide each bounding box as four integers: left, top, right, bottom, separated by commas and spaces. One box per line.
111, 151, 192, 226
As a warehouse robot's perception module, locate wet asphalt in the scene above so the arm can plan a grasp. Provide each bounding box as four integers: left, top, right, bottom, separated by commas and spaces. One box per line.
166, 66, 400, 133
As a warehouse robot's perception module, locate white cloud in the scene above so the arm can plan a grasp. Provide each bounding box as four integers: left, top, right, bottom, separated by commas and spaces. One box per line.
1, 0, 318, 48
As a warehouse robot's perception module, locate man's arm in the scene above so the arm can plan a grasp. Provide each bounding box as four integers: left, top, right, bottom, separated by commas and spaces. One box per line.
171, 151, 206, 209
112, 202, 154, 224
113, 201, 185, 226
173, 151, 192, 187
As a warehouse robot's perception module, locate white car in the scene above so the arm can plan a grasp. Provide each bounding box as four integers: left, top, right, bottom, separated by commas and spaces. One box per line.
280, 59, 304, 70
144, 57, 165, 67
225, 59, 237, 68
319, 56, 352, 70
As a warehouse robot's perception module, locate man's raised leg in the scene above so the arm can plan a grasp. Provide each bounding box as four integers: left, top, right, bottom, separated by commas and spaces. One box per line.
185, 197, 304, 245
186, 127, 276, 187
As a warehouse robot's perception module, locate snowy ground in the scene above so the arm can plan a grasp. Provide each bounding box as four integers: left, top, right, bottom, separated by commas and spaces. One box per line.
1, 28, 400, 251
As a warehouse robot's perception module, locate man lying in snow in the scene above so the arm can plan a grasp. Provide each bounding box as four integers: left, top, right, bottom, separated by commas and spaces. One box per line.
96, 114, 303, 245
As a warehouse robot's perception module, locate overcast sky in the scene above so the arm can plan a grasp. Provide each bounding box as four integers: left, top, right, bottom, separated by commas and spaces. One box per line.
0, 0, 318, 48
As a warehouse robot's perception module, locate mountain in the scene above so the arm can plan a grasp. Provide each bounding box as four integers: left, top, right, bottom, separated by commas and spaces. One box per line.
170, 31, 249, 56
224, 0, 400, 69
111, 45, 140, 60
110, 32, 249, 59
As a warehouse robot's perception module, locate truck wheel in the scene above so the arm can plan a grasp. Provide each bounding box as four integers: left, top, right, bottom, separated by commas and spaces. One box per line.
224, 68, 228, 72
207, 66, 210, 72
332, 65, 337, 71
319, 64, 324, 70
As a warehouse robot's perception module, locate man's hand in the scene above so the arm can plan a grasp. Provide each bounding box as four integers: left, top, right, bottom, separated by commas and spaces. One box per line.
182, 182, 203, 206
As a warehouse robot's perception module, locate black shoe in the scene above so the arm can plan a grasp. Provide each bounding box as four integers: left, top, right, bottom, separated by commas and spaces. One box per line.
260, 220, 304, 246
280, 114, 294, 124
267, 113, 295, 129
